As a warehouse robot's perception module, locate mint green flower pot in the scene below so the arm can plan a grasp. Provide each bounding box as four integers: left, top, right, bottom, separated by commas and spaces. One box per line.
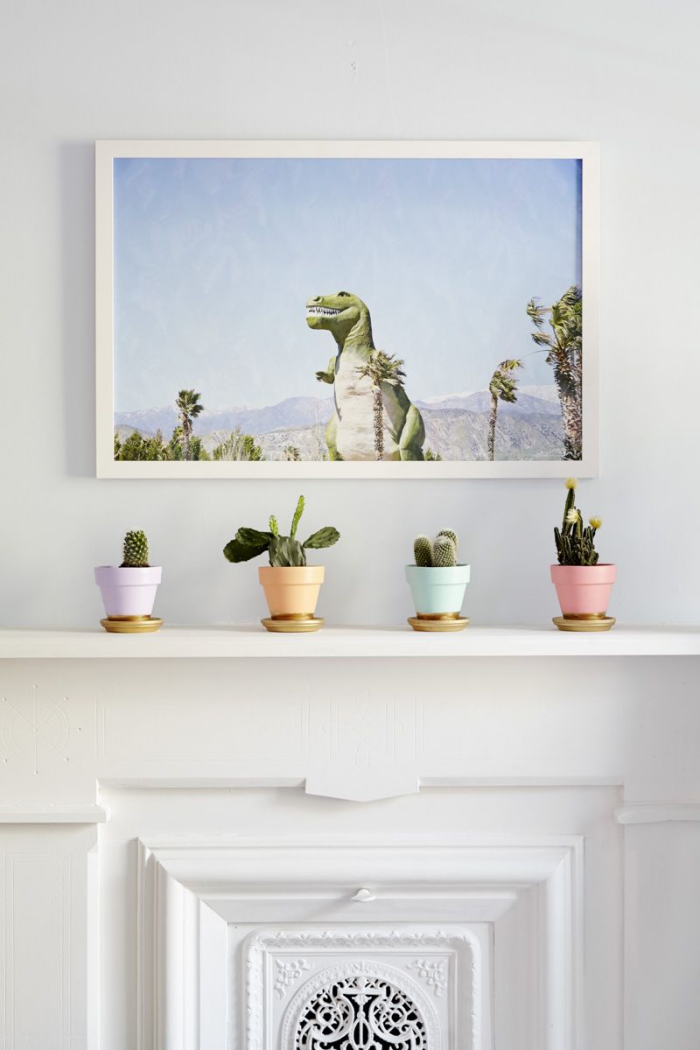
405, 564, 471, 616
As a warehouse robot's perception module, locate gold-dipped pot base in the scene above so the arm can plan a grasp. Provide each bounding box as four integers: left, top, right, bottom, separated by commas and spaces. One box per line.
553, 615, 616, 632
100, 616, 163, 634
262, 615, 324, 633
408, 614, 470, 633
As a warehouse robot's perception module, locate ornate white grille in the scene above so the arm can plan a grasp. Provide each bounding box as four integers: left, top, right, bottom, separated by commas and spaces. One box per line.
283, 964, 436, 1050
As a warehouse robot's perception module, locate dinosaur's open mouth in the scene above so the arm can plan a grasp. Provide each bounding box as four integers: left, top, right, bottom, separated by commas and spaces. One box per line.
306, 306, 342, 318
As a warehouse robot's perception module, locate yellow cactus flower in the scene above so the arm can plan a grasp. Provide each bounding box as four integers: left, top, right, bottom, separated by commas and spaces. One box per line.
589, 516, 602, 529
565, 477, 577, 490
566, 508, 580, 525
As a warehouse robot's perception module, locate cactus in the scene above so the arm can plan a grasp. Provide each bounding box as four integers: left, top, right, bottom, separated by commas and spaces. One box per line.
121, 530, 149, 567
432, 535, 457, 567
414, 535, 433, 567
290, 495, 305, 539
554, 479, 602, 566
224, 496, 339, 567
413, 529, 461, 567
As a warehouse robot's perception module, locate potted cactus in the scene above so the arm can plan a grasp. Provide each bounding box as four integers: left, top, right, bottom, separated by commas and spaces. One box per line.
551, 478, 616, 631
224, 496, 339, 632
405, 529, 470, 631
94, 530, 163, 633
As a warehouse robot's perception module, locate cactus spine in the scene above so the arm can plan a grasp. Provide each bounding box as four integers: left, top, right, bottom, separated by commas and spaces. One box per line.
121, 530, 149, 567
413, 529, 460, 567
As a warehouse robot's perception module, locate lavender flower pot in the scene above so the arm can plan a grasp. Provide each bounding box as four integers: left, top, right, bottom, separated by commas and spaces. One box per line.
94, 566, 162, 618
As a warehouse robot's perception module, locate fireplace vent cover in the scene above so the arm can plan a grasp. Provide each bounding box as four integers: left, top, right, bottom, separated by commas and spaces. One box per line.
282, 963, 438, 1050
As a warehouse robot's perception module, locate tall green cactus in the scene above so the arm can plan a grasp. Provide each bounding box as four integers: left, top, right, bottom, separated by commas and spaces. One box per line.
437, 528, 458, 547
554, 479, 602, 566
121, 530, 149, 567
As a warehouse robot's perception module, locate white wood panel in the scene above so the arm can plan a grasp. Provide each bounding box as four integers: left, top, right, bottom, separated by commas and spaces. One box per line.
0, 826, 97, 1050
625, 823, 700, 1050
4, 854, 67, 1048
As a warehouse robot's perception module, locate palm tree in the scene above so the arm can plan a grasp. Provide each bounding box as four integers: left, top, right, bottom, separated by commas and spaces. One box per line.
488, 359, 522, 461
175, 389, 204, 461
356, 351, 406, 460
527, 287, 582, 460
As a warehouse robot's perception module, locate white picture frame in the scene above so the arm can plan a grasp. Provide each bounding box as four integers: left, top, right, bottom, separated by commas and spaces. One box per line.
96, 140, 599, 479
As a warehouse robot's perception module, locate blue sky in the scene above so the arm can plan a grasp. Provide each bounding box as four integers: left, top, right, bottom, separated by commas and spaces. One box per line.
114, 156, 581, 412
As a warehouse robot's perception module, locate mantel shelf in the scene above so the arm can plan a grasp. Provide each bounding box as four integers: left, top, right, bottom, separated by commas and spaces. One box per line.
0, 624, 698, 659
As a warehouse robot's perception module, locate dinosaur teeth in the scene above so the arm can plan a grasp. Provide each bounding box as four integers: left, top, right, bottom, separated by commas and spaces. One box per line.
306, 307, 342, 316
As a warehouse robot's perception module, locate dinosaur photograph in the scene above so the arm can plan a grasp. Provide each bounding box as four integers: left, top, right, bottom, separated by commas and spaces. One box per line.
103, 144, 596, 476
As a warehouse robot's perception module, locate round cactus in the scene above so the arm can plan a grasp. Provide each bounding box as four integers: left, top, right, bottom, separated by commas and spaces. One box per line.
414, 535, 433, 567
437, 528, 458, 554
432, 535, 456, 567
121, 530, 149, 567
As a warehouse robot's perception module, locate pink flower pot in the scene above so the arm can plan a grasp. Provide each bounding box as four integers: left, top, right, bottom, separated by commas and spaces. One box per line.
94, 566, 162, 618
550, 563, 616, 618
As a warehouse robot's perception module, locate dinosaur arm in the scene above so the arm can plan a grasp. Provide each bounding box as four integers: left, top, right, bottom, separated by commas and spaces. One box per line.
315, 355, 337, 385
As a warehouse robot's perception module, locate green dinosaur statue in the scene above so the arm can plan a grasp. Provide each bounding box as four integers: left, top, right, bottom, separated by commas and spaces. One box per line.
306, 291, 425, 461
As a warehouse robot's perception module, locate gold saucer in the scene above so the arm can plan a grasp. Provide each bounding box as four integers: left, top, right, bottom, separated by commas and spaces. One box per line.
408, 615, 470, 633
553, 615, 616, 632
262, 616, 324, 633
100, 616, 163, 634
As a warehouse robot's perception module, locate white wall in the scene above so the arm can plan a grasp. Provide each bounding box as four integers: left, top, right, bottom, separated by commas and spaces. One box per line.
1, 0, 698, 627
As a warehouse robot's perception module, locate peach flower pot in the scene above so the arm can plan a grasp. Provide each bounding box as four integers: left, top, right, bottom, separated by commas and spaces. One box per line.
550, 563, 616, 618
258, 565, 325, 618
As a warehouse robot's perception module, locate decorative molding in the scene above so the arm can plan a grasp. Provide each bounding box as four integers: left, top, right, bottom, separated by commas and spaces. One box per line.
274, 958, 312, 999
616, 803, 700, 825
137, 836, 582, 1050
244, 926, 477, 1048
0, 804, 108, 823
408, 959, 447, 997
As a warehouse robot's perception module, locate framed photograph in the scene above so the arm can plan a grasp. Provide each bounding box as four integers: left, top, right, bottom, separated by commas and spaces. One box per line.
96, 140, 599, 478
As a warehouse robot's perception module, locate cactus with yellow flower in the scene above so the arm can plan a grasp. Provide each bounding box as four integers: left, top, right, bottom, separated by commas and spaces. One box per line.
554, 478, 602, 566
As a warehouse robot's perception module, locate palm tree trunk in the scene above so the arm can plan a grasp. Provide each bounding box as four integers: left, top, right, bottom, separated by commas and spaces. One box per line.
488, 393, 498, 461
559, 390, 582, 460
551, 352, 582, 460
554, 374, 582, 460
373, 385, 384, 460
182, 419, 191, 461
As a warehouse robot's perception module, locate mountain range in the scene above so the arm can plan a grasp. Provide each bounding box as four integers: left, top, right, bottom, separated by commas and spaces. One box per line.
115, 386, 562, 439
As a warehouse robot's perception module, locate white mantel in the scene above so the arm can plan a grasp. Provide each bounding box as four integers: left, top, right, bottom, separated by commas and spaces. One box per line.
1, 624, 699, 659
1, 627, 699, 1049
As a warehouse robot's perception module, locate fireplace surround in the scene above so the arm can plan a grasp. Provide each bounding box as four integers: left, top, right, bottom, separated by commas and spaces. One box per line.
1, 626, 700, 1049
